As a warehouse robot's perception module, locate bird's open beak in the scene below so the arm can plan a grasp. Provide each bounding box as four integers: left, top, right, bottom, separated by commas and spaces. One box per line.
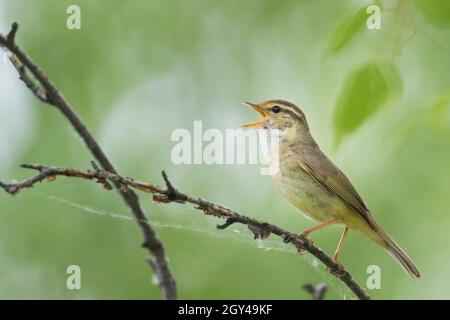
241, 101, 268, 127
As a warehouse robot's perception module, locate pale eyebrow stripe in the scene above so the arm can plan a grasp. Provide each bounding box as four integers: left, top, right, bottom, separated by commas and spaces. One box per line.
269, 99, 305, 118
282, 105, 303, 119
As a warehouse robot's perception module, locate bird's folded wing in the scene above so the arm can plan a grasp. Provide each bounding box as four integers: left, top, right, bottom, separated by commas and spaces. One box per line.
289, 144, 372, 225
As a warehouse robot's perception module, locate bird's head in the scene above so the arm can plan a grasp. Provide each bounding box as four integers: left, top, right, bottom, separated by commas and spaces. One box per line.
241, 100, 309, 134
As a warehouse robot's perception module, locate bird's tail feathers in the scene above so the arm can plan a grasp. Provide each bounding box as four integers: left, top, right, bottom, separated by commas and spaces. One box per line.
367, 215, 421, 278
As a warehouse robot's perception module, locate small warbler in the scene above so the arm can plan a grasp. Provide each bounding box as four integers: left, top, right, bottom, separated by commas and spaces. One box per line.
242, 99, 420, 277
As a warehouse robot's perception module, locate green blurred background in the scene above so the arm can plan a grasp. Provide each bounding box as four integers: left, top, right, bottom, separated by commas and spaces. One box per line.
0, 0, 449, 299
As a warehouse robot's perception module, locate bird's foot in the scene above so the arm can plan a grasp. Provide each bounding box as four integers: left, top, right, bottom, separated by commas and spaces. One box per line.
293, 233, 313, 255
328, 259, 345, 276
298, 232, 313, 247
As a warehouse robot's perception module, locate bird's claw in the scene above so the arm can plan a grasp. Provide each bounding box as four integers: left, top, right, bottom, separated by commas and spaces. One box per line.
328, 259, 345, 276
298, 233, 313, 247
293, 233, 313, 255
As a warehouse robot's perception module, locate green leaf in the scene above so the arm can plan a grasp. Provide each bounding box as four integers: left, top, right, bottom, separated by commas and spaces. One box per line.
413, 0, 450, 29
328, 7, 368, 53
333, 62, 390, 147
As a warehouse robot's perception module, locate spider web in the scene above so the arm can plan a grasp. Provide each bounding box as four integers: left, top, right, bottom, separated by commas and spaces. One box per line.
23, 191, 356, 300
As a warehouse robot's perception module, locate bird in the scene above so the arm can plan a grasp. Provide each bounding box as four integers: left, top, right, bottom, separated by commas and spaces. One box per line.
241, 99, 420, 278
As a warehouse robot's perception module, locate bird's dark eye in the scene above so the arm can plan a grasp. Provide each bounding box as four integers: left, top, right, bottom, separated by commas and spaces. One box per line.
272, 106, 281, 113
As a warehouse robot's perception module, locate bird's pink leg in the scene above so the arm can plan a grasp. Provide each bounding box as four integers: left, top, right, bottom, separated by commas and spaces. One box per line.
300, 218, 339, 238
332, 226, 349, 263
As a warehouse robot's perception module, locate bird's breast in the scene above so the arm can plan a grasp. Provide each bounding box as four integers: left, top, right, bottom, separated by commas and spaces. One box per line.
272, 149, 345, 222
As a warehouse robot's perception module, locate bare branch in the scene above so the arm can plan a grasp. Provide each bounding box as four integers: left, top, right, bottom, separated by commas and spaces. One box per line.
8, 55, 49, 102
6, 22, 18, 44
0, 23, 177, 299
0, 164, 370, 300
0, 24, 48, 102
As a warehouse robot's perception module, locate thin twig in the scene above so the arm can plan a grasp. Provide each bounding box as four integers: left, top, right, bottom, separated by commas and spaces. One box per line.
0, 164, 371, 300
0, 23, 177, 299
6, 22, 18, 43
